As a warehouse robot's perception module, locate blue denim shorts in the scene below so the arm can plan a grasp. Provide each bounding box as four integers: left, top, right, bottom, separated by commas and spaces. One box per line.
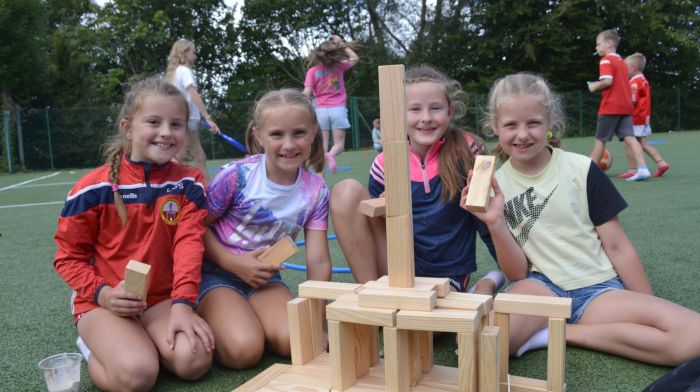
198, 261, 288, 302
315, 106, 350, 130
514, 271, 624, 324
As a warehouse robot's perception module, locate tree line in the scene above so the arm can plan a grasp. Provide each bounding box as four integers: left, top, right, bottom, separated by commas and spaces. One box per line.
1, 0, 699, 114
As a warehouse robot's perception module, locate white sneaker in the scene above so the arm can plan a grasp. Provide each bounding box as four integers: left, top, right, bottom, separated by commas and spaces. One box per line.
76, 336, 91, 361
626, 169, 651, 182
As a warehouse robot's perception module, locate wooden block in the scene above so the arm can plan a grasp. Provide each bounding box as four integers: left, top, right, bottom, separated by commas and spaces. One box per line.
124, 259, 150, 298
384, 141, 412, 217
419, 331, 433, 373
479, 326, 500, 392
267, 364, 332, 390
500, 375, 549, 392
231, 363, 291, 391
437, 291, 493, 314
494, 312, 510, 383
385, 215, 415, 288
358, 287, 435, 311
308, 298, 325, 358
358, 198, 386, 217
494, 293, 572, 318
327, 294, 397, 327
287, 298, 315, 365
417, 364, 459, 390
353, 324, 374, 380
329, 320, 357, 390
378, 65, 407, 142
298, 280, 362, 300
406, 331, 423, 387
547, 318, 566, 392
464, 155, 496, 213
397, 308, 480, 333
376, 275, 450, 298
383, 327, 410, 392
258, 236, 297, 265
457, 331, 477, 392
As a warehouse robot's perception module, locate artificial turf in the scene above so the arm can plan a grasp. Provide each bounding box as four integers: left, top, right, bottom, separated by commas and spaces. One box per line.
1, 132, 697, 391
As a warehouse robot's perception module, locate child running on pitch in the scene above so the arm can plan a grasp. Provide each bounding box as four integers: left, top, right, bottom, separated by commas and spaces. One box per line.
166, 39, 221, 184
197, 89, 332, 369
616, 52, 670, 178
462, 72, 700, 365
332, 65, 503, 294
588, 29, 650, 181
303, 34, 359, 173
54, 77, 214, 391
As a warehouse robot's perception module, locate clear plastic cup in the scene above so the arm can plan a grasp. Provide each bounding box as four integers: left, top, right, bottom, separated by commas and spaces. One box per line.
37, 353, 82, 392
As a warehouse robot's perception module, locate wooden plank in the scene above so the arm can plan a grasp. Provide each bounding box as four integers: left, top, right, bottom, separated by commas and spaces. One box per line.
437, 291, 493, 314
375, 276, 450, 298
457, 332, 477, 392
258, 236, 298, 265
287, 298, 315, 365
124, 259, 150, 298
378, 65, 407, 142
385, 214, 415, 288
418, 364, 459, 391
500, 375, 548, 392
383, 327, 410, 392
407, 330, 423, 386
479, 326, 500, 392
396, 308, 480, 333
298, 281, 362, 300
419, 331, 433, 373
547, 318, 566, 392
494, 293, 572, 318
358, 287, 435, 312
358, 198, 386, 218
231, 363, 291, 391
464, 155, 496, 213
309, 298, 326, 358
384, 141, 412, 217
352, 324, 374, 381
266, 364, 332, 390
329, 320, 356, 391
494, 312, 510, 383
327, 294, 397, 327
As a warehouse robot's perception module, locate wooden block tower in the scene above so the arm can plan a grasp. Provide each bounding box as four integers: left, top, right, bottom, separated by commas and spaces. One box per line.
233, 65, 572, 392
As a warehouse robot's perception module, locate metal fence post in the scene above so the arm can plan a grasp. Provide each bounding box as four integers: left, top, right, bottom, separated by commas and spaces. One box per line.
578, 91, 583, 133
16, 105, 25, 169
676, 87, 681, 131
210, 132, 216, 160
349, 96, 360, 150
45, 106, 55, 170
3, 111, 13, 173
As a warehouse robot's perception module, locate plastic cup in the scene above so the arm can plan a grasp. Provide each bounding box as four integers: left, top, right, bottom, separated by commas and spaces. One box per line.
37, 353, 82, 392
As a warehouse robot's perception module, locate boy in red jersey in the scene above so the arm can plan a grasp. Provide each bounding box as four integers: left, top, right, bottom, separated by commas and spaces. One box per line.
588, 29, 650, 181
618, 53, 670, 178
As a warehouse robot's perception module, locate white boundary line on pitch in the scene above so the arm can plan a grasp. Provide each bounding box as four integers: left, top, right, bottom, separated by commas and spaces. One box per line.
0, 201, 64, 209
14, 181, 76, 188
0, 172, 61, 192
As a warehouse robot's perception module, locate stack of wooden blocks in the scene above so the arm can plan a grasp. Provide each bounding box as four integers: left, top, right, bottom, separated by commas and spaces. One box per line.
234, 65, 571, 392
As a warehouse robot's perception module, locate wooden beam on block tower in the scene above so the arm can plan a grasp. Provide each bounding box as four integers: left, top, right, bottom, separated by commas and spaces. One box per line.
124, 259, 150, 298
464, 155, 496, 213
386, 214, 415, 288
378, 65, 406, 142
384, 141, 412, 217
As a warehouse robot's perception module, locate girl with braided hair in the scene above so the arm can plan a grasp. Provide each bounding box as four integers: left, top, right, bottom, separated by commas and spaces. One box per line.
54, 77, 214, 390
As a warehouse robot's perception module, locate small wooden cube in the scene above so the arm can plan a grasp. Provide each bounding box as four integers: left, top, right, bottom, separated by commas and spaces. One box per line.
124, 259, 151, 298
258, 236, 298, 265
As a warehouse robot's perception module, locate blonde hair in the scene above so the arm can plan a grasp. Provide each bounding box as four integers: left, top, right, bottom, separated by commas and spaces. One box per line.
405, 65, 482, 201
245, 89, 325, 173
484, 73, 565, 162
626, 52, 646, 72
103, 77, 189, 227
165, 39, 195, 82
307, 39, 356, 68
598, 29, 621, 48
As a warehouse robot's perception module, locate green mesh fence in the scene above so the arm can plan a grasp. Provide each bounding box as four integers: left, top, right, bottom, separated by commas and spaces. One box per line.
2, 88, 698, 173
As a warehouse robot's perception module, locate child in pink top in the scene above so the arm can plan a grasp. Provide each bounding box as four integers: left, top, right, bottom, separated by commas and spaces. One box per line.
303, 35, 359, 173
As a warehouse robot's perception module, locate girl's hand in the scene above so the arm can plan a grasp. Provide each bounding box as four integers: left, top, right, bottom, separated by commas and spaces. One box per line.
460, 171, 506, 226
205, 118, 221, 134
167, 303, 215, 353
98, 281, 147, 317
236, 248, 285, 288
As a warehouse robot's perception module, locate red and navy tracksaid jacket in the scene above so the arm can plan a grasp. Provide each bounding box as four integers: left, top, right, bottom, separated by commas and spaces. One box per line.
54, 155, 207, 320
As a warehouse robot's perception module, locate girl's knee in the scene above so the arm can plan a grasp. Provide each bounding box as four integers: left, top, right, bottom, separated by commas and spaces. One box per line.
216, 333, 265, 369
331, 180, 365, 212
170, 345, 213, 381
109, 357, 159, 392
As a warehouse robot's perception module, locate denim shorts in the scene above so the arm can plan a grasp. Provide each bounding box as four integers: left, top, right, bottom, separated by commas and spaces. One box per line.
315, 106, 350, 130
198, 261, 288, 302
513, 271, 624, 324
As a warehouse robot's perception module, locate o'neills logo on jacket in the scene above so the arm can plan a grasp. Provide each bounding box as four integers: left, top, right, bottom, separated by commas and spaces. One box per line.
160, 198, 181, 225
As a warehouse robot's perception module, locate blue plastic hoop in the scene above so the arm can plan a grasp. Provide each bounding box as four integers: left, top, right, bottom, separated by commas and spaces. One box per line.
283, 234, 352, 273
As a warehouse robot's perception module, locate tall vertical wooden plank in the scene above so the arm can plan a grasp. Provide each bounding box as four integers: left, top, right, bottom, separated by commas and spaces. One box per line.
419, 331, 433, 373
494, 313, 510, 383
386, 215, 415, 288
329, 320, 356, 390
384, 141, 412, 217
479, 326, 500, 392
547, 318, 566, 392
309, 298, 325, 358
378, 65, 406, 142
287, 298, 314, 365
384, 327, 410, 392
457, 332, 477, 392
